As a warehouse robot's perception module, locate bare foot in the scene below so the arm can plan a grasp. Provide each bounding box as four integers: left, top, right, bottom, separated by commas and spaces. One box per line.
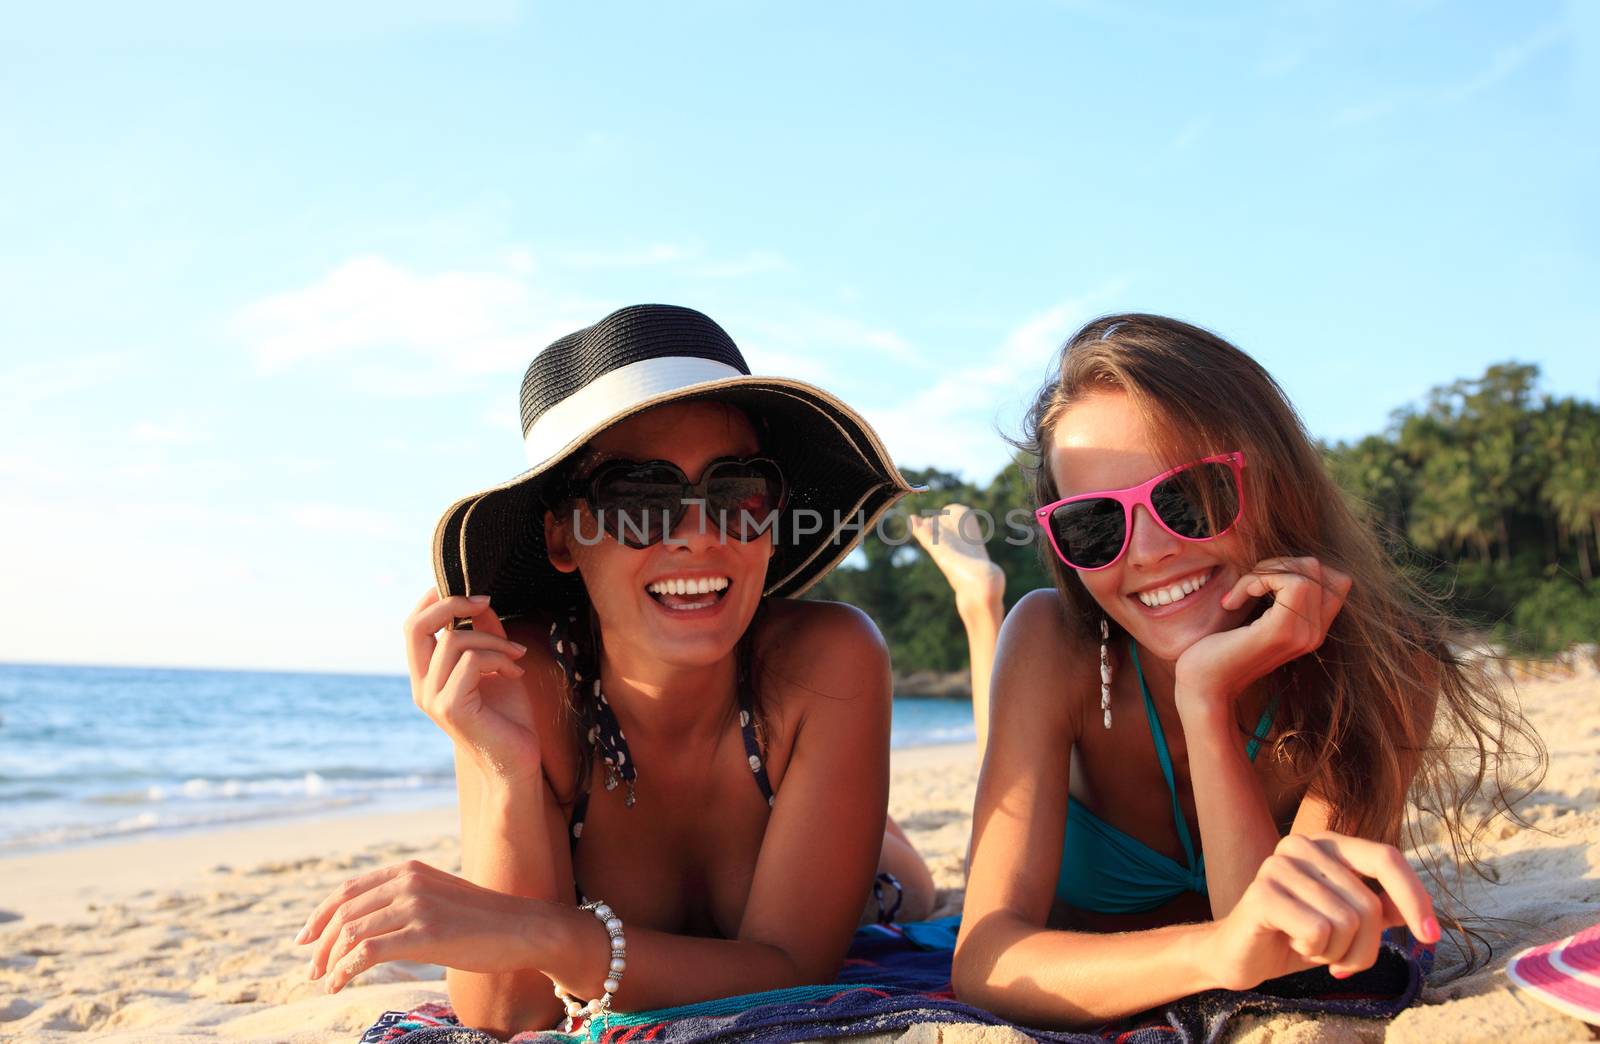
909, 504, 1005, 621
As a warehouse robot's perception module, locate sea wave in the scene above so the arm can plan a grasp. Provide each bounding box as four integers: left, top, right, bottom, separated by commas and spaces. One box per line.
85, 770, 454, 806
0, 796, 379, 853
891, 725, 976, 749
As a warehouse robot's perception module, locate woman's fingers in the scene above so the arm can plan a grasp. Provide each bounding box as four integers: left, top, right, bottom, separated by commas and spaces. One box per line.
1220, 557, 1318, 612
323, 926, 415, 993
404, 593, 496, 681
1261, 842, 1362, 964
1252, 877, 1330, 965
1318, 568, 1355, 633
1220, 558, 1349, 655
419, 629, 527, 718
435, 650, 527, 732
471, 604, 510, 641
295, 860, 443, 949
315, 898, 417, 987
1310, 834, 1439, 944
1278, 835, 1385, 973
307, 884, 399, 980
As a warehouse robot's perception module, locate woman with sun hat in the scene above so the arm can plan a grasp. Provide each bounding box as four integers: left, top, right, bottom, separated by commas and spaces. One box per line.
293, 303, 936, 1037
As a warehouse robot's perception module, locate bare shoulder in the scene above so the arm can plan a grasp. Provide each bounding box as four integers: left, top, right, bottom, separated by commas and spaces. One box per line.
994, 588, 1096, 730
757, 598, 890, 679
752, 598, 892, 722
1001, 589, 1093, 670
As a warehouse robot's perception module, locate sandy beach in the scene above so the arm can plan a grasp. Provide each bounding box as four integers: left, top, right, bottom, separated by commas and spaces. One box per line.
3, 673, 1598, 1043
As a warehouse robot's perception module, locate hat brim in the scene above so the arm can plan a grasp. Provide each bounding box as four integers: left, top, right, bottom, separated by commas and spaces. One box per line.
432, 375, 920, 621
1506, 922, 1600, 1025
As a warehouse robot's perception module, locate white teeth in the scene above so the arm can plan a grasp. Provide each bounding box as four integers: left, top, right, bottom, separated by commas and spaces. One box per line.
646, 576, 731, 597
1136, 570, 1210, 609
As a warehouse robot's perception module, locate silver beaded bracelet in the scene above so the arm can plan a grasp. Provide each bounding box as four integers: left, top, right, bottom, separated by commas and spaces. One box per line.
555, 900, 626, 1032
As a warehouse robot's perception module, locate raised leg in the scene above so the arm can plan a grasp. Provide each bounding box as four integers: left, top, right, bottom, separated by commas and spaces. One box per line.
909, 504, 1005, 758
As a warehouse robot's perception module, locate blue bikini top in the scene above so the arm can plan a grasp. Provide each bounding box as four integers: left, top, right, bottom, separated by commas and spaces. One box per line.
1055, 640, 1278, 916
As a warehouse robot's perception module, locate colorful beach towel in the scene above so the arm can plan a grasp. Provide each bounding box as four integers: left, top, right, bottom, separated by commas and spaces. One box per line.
357, 917, 1430, 1044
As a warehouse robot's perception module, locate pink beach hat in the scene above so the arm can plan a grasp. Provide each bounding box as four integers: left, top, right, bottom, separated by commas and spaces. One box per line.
1505, 921, 1600, 1025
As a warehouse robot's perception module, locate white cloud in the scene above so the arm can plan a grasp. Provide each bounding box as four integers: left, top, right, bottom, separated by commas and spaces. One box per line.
737, 311, 920, 376
862, 283, 1129, 483
284, 503, 404, 540
0, 352, 132, 410
130, 419, 204, 446
233, 254, 601, 378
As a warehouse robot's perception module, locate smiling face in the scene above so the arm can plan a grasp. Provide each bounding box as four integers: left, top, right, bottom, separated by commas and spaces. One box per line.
544, 400, 774, 671
1047, 388, 1252, 663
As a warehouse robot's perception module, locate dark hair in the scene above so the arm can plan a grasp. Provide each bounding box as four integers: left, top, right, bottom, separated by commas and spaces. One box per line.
546, 398, 775, 803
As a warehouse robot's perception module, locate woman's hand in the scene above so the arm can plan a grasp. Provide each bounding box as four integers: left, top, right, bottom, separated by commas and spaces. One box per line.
295, 859, 543, 993
1206, 832, 1439, 991
406, 588, 540, 785
1175, 557, 1352, 713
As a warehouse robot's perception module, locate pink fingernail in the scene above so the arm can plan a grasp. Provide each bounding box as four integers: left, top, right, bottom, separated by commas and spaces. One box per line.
1330, 968, 1350, 980
1423, 916, 1440, 942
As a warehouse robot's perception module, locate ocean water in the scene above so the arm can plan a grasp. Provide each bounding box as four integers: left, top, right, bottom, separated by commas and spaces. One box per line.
0, 663, 973, 854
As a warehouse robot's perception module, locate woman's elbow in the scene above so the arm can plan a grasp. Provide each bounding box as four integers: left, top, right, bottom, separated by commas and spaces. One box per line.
446, 970, 561, 1039
951, 930, 997, 1010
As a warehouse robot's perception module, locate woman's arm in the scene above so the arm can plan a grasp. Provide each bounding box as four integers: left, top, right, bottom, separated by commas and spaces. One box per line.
446, 750, 573, 1033
394, 592, 574, 1035
951, 590, 1430, 1028
1177, 696, 1288, 919
955, 591, 1222, 1024
1174, 558, 1354, 917
306, 601, 892, 1026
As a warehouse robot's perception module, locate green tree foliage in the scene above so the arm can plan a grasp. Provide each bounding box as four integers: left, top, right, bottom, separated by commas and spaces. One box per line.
809, 459, 1050, 673
812, 362, 1597, 668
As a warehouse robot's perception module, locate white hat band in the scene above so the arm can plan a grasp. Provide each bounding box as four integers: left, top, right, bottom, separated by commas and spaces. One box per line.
523, 356, 747, 467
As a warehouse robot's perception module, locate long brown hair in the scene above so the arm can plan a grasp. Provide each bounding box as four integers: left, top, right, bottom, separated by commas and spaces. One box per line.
1015, 314, 1544, 895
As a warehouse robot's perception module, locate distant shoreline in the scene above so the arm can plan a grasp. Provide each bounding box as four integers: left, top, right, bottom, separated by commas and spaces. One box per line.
893, 670, 972, 700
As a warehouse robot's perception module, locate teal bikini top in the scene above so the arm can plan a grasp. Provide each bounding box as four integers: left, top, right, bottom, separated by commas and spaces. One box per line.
1055, 640, 1278, 916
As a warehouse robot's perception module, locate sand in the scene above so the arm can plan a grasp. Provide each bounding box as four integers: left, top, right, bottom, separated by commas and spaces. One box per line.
3, 675, 1597, 1043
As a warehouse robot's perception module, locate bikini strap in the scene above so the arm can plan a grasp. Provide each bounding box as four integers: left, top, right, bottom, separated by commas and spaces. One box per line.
1128, 640, 1200, 874
738, 691, 776, 808
548, 612, 638, 807
1244, 694, 1281, 762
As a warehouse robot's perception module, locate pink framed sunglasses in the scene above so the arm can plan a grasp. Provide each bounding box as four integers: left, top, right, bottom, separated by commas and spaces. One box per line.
1034, 451, 1247, 571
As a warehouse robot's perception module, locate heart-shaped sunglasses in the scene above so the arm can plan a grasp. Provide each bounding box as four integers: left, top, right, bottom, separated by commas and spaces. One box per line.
563, 455, 787, 548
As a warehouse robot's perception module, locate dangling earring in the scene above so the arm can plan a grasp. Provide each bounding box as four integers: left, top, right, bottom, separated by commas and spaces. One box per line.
1099, 617, 1113, 730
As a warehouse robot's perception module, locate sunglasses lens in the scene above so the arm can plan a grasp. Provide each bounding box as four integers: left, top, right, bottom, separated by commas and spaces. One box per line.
1048, 497, 1126, 569
592, 463, 685, 546
1151, 462, 1240, 539
706, 460, 784, 541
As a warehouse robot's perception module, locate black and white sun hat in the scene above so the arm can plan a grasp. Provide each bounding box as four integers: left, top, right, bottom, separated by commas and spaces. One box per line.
432, 303, 920, 619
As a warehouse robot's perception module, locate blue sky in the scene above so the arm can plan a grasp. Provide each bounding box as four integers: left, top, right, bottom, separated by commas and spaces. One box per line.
2, 1, 1595, 672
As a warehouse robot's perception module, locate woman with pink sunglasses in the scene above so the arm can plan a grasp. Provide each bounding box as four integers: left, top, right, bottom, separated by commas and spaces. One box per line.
929, 314, 1535, 1026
